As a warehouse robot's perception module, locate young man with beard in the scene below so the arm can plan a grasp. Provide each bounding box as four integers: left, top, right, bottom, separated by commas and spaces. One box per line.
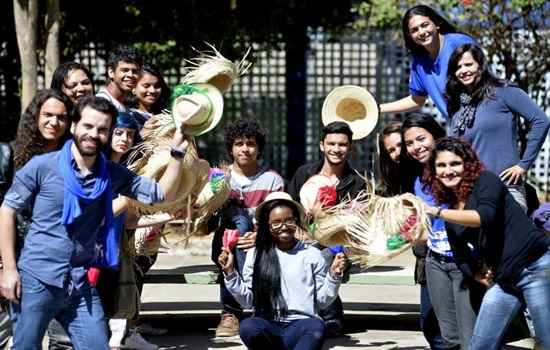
97, 46, 141, 112
288, 121, 366, 336
0, 96, 189, 349
211, 119, 285, 337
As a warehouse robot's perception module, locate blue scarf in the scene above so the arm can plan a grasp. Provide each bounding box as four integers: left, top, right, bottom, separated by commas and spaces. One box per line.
59, 140, 119, 269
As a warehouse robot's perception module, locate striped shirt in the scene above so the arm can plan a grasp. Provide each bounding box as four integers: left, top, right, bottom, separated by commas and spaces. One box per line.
228, 165, 285, 221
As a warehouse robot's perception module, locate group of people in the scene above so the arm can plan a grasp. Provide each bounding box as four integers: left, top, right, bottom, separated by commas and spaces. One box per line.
0, 4, 549, 350
375, 5, 550, 350
0, 47, 184, 350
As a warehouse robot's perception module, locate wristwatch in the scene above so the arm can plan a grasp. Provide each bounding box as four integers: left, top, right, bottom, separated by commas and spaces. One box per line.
170, 146, 187, 159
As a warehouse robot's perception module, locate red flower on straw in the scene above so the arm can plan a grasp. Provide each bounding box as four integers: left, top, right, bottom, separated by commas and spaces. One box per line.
223, 229, 240, 250
317, 185, 337, 208
399, 214, 418, 241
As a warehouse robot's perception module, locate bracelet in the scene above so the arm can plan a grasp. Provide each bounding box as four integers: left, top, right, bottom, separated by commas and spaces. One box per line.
170, 146, 187, 159
435, 206, 443, 217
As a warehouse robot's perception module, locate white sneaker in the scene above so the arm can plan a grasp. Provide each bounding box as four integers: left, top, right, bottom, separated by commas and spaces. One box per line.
121, 330, 158, 350
136, 323, 168, 336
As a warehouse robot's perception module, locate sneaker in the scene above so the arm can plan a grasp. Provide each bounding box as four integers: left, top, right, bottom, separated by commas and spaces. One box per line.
215, 313, 239, 337
136, 323, 168, 336
121, 330, 158, 350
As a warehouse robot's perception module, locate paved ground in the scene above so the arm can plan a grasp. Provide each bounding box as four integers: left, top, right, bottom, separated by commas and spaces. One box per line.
134, 237, 534, 349
26, 235, 534, 349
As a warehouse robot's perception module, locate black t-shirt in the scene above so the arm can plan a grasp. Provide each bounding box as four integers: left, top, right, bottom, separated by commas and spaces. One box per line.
446, 171, 550, 292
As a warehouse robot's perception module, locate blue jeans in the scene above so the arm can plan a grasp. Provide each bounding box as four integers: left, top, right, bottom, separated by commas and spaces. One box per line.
240, 316, 325, 350
470, 250, 550, 350
10, 271, 109, 350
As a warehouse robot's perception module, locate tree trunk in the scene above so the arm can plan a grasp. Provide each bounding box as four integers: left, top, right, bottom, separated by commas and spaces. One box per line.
13, 0, 38, 114
44, 0, 60, 87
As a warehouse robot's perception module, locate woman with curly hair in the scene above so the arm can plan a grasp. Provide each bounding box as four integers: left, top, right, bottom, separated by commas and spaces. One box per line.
402, 113, 476, 349
445, 44, 550, 211
13, 89, 71, 170
422, 138, 550, 350
218, 192, 346, 350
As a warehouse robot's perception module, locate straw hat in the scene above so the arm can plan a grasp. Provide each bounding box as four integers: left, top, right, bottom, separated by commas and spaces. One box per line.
255, 192, 307, 231
172, 83, 224, 136
299, 175, 337, 213
321, 85, 379, 140
182, 44, 251, 94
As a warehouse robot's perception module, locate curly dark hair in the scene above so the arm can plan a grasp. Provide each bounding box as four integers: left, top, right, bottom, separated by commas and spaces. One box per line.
378, 121, 402, 196
402, 5, 459, 57
445, 44, 505, 118
13, 89, 71, 169
423, 137, 485, 206
127, 64, 171, 114
224, 119, 266, 160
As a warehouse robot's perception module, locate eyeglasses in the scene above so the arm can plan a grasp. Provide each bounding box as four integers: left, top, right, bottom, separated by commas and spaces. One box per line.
269, 217, 297, 230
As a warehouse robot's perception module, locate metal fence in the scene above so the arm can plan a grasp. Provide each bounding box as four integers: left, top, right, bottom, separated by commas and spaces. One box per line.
2, 28, 549, 199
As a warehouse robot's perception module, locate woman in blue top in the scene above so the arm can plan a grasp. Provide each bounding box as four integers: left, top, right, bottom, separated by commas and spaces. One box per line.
380, 5, 475, 118
445, 44, 550, 211
401, 114, 477, 349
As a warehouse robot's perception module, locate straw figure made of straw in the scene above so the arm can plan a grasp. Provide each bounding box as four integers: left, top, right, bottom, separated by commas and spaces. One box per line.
310, 182, 431, 268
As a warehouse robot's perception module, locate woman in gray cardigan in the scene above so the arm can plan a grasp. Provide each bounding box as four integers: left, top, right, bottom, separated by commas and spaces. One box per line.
445, 44, 550, 211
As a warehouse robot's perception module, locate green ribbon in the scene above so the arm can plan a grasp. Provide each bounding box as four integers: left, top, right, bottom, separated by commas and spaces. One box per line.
170, 84, 215, 129
386, 234, 407, 250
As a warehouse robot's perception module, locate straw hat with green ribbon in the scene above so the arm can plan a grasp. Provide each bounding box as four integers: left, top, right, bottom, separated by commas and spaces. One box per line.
171, 83, 224, 136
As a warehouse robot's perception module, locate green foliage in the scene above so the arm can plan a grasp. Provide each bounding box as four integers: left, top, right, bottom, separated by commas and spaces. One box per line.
351, 0, 550, 109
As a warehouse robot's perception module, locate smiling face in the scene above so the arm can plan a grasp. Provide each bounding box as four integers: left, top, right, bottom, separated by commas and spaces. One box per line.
404, 127, 435, 164
320, 133, 351, 166
407, 15, 439, 49
455, 51, 480, 89
268, 205, 298, 250
231, 136, 259, 168
62, 69, 93, 103
71, 106, 111, 157
435, 150, 464, 189
133, 72, 161, 111
108, 61, 139, 93
37, 98, 69, 145
383, 132, 402, 163
111, 127, 135, 156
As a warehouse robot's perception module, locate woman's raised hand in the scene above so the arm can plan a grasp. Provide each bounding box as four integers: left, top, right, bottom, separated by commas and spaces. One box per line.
218, 248, 235, 275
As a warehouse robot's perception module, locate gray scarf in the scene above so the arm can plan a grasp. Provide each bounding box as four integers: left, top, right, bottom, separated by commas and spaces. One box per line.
452, 93, 476, 135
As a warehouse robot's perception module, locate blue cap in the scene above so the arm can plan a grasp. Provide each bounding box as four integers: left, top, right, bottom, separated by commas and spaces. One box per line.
114, 112, 138, 130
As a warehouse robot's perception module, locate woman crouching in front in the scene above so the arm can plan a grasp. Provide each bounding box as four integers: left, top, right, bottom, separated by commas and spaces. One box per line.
218, 192, 346, 350
422, 137, 550, 350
